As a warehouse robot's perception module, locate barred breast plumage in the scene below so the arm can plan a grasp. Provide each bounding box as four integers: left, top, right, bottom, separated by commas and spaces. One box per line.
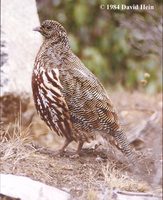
32, 20, 137, 164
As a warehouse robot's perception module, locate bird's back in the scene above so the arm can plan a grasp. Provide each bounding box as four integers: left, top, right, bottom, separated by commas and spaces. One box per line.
58, 52, 120, 134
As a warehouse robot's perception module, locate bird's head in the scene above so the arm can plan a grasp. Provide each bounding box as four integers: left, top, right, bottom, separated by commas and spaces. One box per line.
33, 20, 69, 45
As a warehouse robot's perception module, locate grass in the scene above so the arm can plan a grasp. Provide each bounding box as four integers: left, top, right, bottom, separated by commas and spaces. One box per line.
0, 96, 162, 200
0, 119, 32, 162
87, 189, 98, 200
102, 162, 150, 192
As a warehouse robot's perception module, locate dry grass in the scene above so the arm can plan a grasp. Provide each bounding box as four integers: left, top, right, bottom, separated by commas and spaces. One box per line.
102, 162, 150, 192
0, 91, 162, 199
0, 119, 32, 162
0, 121, 151, 199
87, 189, 98, 200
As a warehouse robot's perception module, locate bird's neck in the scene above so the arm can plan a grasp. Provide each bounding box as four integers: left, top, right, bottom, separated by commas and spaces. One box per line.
40, 39, 71, 65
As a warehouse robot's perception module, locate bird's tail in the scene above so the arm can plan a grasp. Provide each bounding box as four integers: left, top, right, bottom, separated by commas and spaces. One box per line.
111, 129, 138, 165
112, 129, 152, 176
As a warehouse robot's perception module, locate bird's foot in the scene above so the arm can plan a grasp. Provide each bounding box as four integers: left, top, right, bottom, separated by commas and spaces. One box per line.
69, 153, 80, 159
67, 141, 84, 158
52, 149, 66, 157
54, 138, 73, 157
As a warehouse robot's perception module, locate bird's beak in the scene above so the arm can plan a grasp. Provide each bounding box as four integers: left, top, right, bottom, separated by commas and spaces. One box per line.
33, 26, 41, 32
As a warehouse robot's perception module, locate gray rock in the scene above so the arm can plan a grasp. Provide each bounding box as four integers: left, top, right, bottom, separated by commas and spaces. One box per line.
1, 0, 42, 124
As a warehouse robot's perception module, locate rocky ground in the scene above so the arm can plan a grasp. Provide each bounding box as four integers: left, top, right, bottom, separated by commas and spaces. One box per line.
0, 91, 162, 200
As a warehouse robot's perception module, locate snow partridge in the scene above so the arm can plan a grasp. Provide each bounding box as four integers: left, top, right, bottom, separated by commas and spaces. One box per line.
32, 20, 137, 164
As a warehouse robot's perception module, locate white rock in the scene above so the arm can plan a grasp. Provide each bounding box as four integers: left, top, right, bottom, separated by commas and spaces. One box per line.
0, 174, 70, 200
1, 0, 42, 96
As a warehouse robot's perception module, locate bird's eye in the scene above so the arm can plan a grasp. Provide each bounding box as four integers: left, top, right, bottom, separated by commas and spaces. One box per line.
46, 25, 52, 30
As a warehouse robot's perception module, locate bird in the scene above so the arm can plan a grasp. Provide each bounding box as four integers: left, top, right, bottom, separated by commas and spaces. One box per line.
32, 20, 138, 164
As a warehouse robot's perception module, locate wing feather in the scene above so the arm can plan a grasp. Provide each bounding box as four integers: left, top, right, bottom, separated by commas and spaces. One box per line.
32, 66, 73, 139
59, 56, 119, 133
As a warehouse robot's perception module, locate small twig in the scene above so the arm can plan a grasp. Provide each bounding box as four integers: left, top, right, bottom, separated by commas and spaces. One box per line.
115, 190, 162, 198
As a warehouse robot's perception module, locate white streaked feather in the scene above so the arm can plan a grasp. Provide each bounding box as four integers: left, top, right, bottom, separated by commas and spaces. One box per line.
42, 71, 62, 95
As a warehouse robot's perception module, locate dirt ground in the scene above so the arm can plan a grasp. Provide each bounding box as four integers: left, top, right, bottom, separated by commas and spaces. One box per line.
0, 91, 162, 199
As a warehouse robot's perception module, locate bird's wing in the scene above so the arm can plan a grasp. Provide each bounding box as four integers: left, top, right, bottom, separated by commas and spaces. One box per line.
33, 67, 73, 139
59, 56, 119, 132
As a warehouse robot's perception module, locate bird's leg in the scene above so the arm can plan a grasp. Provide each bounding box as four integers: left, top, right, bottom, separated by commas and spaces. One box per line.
69, 141, 84, 158
58, 138, 73, 155
76, 141, 84, 155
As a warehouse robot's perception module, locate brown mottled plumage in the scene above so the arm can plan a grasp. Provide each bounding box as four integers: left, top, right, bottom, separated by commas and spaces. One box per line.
32, 20, 137, 164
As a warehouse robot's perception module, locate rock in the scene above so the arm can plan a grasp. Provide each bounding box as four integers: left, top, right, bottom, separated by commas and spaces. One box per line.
0, 174, 70, 200
1, 0, 41, 124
